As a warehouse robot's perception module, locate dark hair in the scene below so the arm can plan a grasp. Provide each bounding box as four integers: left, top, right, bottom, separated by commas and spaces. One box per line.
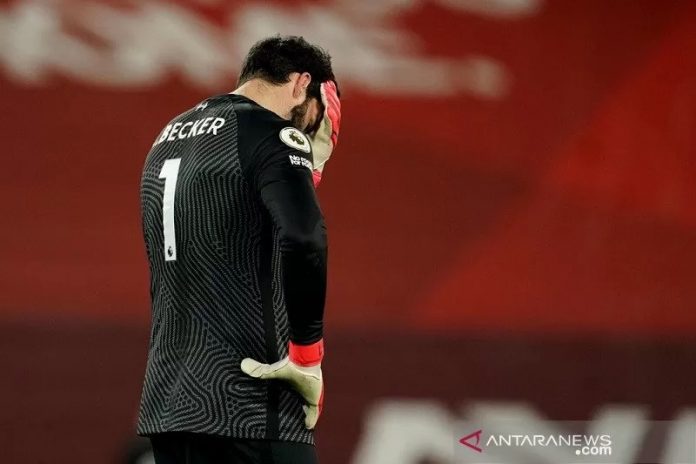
238, 36, 337, 101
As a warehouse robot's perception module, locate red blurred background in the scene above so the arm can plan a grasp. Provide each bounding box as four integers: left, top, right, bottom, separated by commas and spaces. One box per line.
1, 0, 695, 462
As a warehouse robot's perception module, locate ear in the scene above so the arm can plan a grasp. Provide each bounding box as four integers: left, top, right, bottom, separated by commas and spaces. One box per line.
292, 72, 312, 99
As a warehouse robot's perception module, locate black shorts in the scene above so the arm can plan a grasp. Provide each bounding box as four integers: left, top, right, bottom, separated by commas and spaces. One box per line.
149, 432, 319, 464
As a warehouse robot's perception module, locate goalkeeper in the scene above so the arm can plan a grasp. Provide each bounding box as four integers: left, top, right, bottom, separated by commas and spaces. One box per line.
136, 36, 341, 464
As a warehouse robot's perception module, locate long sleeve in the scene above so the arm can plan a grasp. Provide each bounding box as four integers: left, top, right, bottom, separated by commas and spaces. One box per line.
255, 130, 328, 345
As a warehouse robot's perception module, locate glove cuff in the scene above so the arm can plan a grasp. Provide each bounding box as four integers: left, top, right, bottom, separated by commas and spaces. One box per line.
312, 170, 322, 187
289, 339, 324, 367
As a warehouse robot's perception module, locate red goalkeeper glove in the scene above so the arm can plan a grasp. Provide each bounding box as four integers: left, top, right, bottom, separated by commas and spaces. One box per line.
240, 339, 325, 429
310, 81, 341, 187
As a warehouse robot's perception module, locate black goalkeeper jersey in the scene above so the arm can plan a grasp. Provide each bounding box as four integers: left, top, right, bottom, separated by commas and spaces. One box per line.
137, 94, 327, 444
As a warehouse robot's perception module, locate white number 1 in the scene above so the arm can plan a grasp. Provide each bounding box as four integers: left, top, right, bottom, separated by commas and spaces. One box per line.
159, 158, 182, 261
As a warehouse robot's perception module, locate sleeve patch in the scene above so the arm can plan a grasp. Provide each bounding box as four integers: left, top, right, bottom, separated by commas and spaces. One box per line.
280, 127, 311, 154
288, 154, 313, 170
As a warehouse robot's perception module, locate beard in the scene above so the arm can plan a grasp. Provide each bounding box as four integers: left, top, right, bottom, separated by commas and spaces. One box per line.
289, 96, 311, 132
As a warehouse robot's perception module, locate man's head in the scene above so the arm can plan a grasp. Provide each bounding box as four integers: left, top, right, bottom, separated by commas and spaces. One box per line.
237, 36, 337, 133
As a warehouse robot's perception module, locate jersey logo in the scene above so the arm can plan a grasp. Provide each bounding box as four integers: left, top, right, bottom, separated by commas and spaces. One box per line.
279, 127, 311, 153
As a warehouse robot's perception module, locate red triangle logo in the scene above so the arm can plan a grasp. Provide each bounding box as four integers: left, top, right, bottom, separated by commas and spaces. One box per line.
459, 429, 483, 453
